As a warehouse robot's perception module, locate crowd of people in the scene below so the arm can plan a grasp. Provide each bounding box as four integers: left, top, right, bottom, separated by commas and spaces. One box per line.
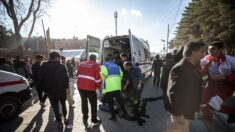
153, 41, 235, 132
0, 40, 234, 131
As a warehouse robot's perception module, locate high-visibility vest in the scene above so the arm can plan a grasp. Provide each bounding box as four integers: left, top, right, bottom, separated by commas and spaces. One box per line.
100, 61, 123, 94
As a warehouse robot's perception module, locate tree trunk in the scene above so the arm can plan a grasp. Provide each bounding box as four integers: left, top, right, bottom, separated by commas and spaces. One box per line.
15, 30, 24, 56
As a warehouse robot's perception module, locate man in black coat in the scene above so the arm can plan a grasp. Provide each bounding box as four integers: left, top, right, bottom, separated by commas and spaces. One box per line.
152, 55, 162, 87
167, 42, 205, 132
32, 55, 47, 108
39, 52, 69, 128
160, 53, 175, 111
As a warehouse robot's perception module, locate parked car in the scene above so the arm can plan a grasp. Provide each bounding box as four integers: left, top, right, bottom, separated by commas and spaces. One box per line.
0, 70, 32, 120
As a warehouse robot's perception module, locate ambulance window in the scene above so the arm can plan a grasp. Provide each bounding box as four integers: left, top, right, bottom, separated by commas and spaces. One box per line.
139, 49, 141, 57
144, 49, 149, 61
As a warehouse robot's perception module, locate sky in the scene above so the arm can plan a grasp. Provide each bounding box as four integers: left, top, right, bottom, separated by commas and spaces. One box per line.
22, 0, 191, 53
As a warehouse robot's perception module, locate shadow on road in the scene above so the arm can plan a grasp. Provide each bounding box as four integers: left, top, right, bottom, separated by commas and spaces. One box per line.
0, 116, 23, 132
44, 106, 56, 132
23, 108, 45, 132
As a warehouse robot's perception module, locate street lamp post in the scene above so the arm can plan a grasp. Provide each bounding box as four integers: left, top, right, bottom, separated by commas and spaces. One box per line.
114, 11, 118, 36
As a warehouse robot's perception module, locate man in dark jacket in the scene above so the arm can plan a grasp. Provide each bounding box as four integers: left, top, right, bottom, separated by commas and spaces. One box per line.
39, 52, 69, 128
174, 47, 184, 63
167, 42, 205, 132
32, 55, 47, 108
152, 55, 162, 87
160, 53, 175, 111
123, 62, 144, 109
14, 56, 25, 77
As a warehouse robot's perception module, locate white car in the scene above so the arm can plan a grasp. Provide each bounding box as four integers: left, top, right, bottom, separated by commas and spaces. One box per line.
0, 70, 32, 120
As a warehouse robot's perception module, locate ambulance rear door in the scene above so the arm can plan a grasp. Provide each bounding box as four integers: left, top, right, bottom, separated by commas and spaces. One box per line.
86, 35, 101, 63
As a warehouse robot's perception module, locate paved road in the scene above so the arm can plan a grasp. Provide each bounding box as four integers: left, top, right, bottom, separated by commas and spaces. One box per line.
0, 76, 232, 132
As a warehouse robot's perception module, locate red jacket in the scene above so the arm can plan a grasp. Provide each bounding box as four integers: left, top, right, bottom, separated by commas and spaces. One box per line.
76, 60, 101, 91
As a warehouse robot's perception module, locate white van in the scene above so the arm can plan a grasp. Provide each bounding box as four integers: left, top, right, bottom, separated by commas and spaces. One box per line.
62, 49, 86, 62
98, 30, 152, 78
0, 70, 32, 120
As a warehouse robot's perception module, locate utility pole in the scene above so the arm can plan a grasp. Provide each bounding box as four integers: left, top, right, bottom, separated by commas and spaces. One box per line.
166, 24, 169, 53
114, 11, 118, 36
36, 32, 39, 50
41, 19, 48, 52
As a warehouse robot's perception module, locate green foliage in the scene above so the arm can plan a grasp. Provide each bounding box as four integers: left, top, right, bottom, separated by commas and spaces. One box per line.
174, 0, 235, 53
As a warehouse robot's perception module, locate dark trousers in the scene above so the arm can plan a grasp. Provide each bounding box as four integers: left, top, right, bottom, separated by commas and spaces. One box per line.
106, 90, 128, 118
162, 87, 170, 111
48, 95, 67, 123
35, 86, 47, 103
78, 89, 98, 123
132, 85, 143, 109
153, 71, 160, 87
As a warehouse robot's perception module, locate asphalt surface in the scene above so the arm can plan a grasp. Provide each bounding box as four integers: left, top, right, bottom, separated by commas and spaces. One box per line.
0, 76, 233, 132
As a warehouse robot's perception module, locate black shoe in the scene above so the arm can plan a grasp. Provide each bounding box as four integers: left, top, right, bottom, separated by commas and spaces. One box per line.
93, 119, 101, 126
83, 120, 90, 128
227, 115, 235, 123
109, 116, 117, 121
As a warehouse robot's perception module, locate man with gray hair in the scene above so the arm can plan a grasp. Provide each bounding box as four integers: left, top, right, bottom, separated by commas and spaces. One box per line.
167, 42, 205, 132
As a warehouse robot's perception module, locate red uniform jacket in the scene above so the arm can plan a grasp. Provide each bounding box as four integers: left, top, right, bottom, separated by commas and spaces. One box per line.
76, 60, 102, 91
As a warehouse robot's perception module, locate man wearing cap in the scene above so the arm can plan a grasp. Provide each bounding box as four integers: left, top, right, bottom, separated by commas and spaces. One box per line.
100, 56, 129, 121
76, 54, 102, 127
160, 53, 175, 110
200, 41, 235, 122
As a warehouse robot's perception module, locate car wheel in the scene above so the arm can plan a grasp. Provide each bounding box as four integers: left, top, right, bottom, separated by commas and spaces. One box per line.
0, 96, 22, 120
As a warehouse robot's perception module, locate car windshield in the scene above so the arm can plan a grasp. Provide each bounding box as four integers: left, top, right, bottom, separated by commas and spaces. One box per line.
62, 51, 83, 57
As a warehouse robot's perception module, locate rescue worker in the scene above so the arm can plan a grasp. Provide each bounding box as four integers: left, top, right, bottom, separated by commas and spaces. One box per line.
200, 41, 235, 123
76, 54, 102, 128
100, 56, 129, 121
152, 55, 162, 87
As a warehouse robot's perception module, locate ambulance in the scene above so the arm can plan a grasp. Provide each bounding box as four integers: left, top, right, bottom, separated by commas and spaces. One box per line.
86, 30, 152, 78
0, 70, 32, 120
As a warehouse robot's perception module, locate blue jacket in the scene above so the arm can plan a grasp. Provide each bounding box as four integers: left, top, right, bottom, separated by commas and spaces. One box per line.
127, 65, 144, 88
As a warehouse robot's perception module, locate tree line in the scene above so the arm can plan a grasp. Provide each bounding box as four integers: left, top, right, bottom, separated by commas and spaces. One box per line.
0, 25, 86, 51
174, 0, 235, 54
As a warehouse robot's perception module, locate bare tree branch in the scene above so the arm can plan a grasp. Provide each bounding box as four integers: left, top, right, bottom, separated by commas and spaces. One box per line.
19, 0, 35, 29
28, 0, 41, 38
8, 0, 20, 28
0, 0, 13, 18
